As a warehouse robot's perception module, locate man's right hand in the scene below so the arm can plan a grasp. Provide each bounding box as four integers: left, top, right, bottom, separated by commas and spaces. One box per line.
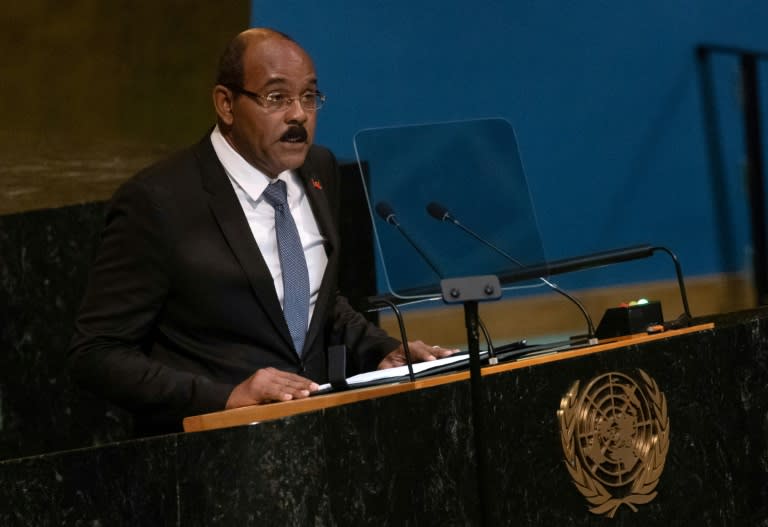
225, 367, 319, 409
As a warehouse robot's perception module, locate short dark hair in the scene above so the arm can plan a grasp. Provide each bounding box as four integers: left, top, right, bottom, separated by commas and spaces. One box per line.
215, 29, 298, 89
216, 34, 247, 88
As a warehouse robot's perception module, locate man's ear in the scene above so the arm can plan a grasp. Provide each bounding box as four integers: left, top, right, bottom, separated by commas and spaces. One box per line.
212, 85, 235, 126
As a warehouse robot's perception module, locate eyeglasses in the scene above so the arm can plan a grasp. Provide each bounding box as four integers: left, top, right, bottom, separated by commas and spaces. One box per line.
226, 85, 326, 112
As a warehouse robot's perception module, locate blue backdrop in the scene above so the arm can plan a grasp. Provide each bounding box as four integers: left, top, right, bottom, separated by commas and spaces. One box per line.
251, 1, 768, 291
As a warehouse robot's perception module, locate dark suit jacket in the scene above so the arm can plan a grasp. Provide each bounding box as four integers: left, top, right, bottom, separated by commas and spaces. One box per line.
68, 135, 399, 432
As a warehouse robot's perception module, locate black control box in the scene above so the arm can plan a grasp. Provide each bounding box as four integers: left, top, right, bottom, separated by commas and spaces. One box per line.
595, 301, 664, 339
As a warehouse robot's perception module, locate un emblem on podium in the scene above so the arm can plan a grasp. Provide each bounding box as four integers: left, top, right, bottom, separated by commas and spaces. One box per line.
557, 370, 670, 518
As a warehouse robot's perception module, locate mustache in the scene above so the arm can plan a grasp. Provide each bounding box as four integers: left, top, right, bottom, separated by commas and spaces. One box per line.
280, 125, 308, 142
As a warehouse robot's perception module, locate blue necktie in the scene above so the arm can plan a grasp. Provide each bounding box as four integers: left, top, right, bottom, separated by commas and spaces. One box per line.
262, 179, 310, 355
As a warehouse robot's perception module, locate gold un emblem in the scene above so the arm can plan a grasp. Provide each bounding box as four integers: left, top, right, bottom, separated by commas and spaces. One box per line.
557, 370, 669, 518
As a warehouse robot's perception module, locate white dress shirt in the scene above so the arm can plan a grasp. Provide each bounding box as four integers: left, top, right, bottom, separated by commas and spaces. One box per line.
210, 126, 329, 323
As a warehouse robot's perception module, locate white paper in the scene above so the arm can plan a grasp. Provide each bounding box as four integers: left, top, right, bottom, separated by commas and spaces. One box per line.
316, 352, 479, 392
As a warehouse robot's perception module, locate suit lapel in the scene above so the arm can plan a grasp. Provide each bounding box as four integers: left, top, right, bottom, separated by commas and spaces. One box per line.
298, 156, 338, 355
299, 162, 339, 255
194, 137, 295, 354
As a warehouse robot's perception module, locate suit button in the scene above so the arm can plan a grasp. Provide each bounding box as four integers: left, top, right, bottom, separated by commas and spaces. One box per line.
298, 364, 305, 373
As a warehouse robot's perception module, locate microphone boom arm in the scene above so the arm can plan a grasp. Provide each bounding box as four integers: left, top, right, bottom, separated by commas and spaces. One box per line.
449, 215, 597, 341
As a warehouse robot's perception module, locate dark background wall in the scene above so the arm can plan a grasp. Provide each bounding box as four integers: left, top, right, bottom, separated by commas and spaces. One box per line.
0, 0, 249, 215
251, 1, 768, 292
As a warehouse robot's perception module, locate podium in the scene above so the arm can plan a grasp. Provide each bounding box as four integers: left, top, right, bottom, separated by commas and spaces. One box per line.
2, 311, 768, 525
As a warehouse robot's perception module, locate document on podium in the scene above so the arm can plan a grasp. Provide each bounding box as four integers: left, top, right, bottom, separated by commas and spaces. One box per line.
316, 352, 476, 393
314, 340, 576, 395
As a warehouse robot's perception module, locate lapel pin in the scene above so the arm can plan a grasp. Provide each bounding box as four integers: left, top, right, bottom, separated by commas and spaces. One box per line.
311, 178, 323, 190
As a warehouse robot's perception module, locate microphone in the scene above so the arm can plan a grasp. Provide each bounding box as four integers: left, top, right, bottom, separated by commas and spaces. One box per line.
426, 201, 598, 343
374, 201, 499, 362
426, 201, 452, 222
375, 201, 444, 278
375, 201, 397, 225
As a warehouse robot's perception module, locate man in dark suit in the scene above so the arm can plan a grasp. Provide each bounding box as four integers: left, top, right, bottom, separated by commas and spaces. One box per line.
68, 28, 453, 433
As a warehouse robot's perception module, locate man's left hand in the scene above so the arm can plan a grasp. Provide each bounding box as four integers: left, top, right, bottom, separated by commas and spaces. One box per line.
377, 340, 458, 370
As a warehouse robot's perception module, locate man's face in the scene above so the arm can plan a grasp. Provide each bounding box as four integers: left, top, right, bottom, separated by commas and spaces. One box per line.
220, 37, 318, 177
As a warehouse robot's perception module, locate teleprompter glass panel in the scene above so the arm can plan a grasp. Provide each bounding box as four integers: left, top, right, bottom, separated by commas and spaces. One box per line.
354, 118, 548, 299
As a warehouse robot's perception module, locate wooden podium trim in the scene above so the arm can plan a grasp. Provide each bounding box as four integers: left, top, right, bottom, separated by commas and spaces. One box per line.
182, 323, 714, 433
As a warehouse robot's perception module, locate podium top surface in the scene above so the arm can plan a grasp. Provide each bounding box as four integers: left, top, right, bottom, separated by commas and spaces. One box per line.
183, 323, 713, 433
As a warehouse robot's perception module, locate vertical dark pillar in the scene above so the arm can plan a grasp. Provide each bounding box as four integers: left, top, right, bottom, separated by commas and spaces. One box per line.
741, 55, 768, 305
337, 160, 379, 323
696, 48, 739, 277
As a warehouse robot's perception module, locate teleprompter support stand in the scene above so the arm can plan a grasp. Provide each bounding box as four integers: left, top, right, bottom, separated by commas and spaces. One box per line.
440, 275, 502, 526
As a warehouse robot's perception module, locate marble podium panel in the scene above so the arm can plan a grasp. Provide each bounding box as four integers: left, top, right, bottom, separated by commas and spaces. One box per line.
1, 311, 767, 525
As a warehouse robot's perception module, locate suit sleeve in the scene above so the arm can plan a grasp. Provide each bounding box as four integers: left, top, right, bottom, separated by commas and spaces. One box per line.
67, 178, 233, 422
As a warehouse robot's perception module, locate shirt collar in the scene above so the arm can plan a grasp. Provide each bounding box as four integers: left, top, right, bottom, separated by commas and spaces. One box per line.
210, 125, 300, 204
